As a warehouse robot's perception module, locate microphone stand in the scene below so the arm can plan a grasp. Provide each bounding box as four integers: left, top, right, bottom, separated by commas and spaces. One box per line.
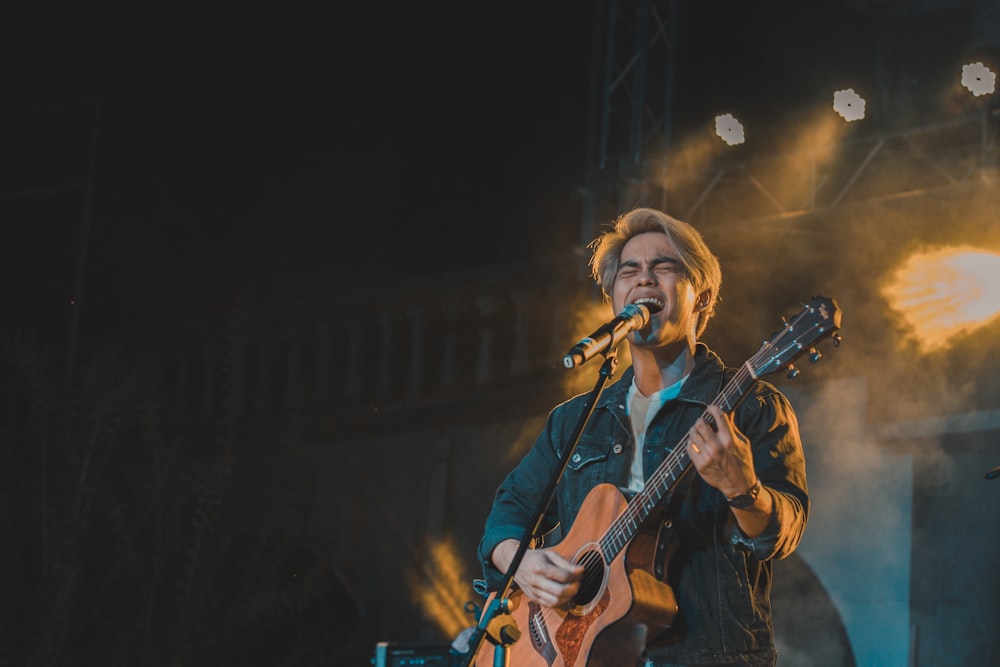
460, 349, 621, 667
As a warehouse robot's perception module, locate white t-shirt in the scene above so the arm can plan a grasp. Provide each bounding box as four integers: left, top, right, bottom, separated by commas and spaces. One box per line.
626, 375, 688, 492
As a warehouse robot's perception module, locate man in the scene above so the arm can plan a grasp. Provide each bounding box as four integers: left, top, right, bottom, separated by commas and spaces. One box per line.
476, 207, 809, 666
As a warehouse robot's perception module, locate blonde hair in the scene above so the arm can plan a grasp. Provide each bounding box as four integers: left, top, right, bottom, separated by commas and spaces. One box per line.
588, 207, 722, 337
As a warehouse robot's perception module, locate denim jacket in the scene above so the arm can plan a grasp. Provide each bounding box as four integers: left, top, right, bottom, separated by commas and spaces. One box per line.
476, 343, 808, 666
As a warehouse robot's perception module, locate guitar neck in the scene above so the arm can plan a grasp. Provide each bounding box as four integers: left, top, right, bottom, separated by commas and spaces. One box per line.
598, 365, 758, 561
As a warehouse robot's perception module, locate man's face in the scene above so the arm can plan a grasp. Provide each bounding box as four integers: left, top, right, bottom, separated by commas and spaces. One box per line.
611, 231, 701, 349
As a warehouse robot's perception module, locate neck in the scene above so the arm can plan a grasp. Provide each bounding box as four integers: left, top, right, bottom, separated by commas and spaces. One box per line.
630, 340, 697, 396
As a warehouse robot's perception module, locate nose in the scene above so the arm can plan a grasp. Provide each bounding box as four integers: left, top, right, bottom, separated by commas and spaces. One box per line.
636, 266, 658, 285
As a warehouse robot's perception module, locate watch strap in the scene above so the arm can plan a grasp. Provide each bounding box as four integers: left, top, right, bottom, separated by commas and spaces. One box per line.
726, 478, 762, 509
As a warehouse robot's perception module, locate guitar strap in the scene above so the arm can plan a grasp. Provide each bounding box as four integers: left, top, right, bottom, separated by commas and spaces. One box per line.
653, 465, 696, 581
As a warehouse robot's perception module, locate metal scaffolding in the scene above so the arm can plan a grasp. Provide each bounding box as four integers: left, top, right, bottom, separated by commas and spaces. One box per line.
580, 0, 1000, 239
581, 0, 680, 248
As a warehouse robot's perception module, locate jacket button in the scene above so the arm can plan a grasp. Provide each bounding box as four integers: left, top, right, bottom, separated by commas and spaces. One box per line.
572, 453, 581, 463
612, 444, 623, 454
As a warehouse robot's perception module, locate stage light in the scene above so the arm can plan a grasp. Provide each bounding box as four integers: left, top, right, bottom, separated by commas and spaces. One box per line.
883, 246, 1000, 351
833, 88, 866, 121
961, 61, 996, 96
714, 113, 745, 145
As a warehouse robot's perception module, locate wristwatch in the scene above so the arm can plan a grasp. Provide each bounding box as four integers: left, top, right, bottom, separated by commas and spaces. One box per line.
726, 479, 762, 509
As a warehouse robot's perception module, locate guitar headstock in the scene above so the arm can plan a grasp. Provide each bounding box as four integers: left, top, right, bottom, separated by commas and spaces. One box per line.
750, 296, 843, 380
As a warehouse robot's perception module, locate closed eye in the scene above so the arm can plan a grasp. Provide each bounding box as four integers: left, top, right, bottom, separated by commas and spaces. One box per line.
618, 266, 640, 278
655, 263, 683, 275
617, 257, 684, 279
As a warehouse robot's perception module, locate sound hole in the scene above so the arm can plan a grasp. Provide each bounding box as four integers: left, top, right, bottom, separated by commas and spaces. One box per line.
573, 545, 606, 607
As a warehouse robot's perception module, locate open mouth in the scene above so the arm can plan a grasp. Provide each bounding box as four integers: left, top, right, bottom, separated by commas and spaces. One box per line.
631, 297, 664, 314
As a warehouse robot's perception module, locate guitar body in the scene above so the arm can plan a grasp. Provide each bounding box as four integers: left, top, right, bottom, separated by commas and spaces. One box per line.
474, 483, 677, 667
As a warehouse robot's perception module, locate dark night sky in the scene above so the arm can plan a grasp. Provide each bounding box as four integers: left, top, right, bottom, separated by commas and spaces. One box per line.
1, 1, 989, 337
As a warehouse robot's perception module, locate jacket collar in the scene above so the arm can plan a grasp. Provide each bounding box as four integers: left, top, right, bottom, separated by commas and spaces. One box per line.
598, 342, 726, 410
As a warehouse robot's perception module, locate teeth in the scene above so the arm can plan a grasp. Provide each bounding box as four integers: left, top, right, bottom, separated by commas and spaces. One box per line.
633, 297, 664, 313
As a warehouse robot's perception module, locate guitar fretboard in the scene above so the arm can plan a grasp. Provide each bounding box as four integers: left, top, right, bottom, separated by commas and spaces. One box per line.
598, 370, 755, 561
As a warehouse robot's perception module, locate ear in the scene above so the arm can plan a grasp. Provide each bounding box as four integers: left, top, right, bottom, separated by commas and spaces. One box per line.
695, 291, 711, 311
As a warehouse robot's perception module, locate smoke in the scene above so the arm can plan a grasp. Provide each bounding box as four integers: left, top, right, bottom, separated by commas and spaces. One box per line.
685, 168, 1000, 664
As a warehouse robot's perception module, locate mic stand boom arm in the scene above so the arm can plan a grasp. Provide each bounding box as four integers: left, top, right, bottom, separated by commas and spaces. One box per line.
461, 350, 621, 667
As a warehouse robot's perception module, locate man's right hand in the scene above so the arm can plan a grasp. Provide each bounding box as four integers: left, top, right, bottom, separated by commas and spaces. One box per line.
491, 539, 585, 609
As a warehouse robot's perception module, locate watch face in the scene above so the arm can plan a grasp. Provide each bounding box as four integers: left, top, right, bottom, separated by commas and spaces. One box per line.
727, 480, 761, 509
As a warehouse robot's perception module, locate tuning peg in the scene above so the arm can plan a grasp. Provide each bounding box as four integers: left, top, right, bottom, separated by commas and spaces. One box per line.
809, 347, 822, 363
832, 333, 842, 347
787, 364, 800, 379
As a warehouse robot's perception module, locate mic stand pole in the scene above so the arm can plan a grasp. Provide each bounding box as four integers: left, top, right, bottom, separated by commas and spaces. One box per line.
460, 350, 621, 667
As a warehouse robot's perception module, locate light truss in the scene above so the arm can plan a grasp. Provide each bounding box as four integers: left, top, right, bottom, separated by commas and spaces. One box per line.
579, 0, 1000, 241
667, 111, 999, 226
581, 0, 679, 248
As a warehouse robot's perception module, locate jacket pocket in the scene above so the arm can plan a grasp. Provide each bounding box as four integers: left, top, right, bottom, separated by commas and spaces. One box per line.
559, 442, 613, 525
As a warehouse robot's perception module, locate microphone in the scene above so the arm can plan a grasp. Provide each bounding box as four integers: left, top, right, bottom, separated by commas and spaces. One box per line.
563, 303, 655, 368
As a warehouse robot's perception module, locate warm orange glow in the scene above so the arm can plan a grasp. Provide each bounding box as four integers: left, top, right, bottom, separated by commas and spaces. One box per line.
763, 108, 847, 212
406, 536, 474, 639
655, 128, 729, 192
884, 246, 1000, 351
